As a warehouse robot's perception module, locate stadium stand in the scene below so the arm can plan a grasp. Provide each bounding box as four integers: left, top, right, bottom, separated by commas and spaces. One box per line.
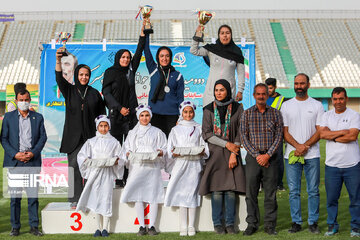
0, 17, 359, 91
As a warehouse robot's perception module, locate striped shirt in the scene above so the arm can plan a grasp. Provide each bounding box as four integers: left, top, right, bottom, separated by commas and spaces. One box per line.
240, 105, 283, 158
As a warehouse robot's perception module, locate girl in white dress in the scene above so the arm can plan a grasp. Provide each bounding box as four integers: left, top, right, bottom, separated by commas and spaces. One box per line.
76, 115, 123, 237
120, 105, 167, 236
165, 101, 209, 236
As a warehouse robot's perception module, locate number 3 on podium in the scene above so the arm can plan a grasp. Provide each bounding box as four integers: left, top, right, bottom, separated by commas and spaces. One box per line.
70, 212, 83, 231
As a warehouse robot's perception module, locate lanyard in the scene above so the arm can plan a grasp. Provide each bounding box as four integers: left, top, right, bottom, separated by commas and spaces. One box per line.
161, 68, 170, 86
77, 86, 88, 111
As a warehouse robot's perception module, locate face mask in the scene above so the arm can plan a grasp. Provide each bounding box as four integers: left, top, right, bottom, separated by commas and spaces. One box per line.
17, 101, 30, 111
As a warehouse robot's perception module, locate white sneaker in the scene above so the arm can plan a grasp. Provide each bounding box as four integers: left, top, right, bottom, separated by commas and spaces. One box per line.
180, 227, 187, 236
188, 226, 196, 236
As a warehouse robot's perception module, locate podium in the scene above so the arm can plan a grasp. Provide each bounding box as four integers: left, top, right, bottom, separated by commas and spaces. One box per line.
42, 188, 247, 234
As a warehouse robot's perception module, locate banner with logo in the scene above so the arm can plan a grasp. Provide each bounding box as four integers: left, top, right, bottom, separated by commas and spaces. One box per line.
39, 43, 255, 156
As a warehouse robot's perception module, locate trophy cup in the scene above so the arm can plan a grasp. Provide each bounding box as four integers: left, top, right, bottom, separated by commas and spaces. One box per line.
57, 32, 72, 56
136, 5, 154, 34
194, 10, 215, 42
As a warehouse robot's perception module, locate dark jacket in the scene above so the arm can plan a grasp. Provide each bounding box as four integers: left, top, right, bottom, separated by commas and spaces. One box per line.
102, 36, 146, 131
1, 110, 47, 167
144, 34, 184, 115
56, 71, 106, 154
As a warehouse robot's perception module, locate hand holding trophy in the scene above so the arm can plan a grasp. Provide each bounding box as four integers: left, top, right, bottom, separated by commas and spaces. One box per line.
57, 32, 72, 56
193, 10, 215, 42
136, 5, 154, 35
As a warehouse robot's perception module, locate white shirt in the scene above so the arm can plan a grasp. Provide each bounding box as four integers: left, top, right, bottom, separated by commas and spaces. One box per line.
281, 96, 324, 159
320, 108, 360, 168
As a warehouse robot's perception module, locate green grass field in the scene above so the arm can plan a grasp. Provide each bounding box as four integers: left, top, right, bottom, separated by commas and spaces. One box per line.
0, 138, 355, 239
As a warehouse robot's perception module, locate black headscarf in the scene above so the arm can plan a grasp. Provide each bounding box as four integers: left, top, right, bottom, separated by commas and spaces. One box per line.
74, 64, 91, 95
151, 46, 176, 103
203, 25, 244, 64
102, 49, 132, 110
204, 79, 239, 124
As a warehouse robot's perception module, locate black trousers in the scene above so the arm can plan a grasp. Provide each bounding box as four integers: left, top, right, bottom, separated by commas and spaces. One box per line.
151, 113, 178, 137
245, 153, 278, 229
68, 142, 84, 203
277, 144, 284, 188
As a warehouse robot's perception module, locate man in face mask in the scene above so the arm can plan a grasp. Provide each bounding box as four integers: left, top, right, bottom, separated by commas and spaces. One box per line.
1, 89, 47, 237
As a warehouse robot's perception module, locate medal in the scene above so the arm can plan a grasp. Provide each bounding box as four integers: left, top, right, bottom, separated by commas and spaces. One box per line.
164, 86, 170, 93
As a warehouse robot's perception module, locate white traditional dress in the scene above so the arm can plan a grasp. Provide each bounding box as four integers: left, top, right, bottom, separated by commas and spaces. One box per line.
120, 123, 167, 204
76, 131, 123, 217
164, 119, 209, 208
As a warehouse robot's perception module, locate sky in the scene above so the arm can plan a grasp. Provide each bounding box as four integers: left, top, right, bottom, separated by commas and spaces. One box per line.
1, 0, 360, 12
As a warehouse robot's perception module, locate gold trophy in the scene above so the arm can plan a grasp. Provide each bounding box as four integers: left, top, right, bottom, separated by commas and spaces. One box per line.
57, 32, 72, 56
137, 5, 154, 34
194, 10, 215, 42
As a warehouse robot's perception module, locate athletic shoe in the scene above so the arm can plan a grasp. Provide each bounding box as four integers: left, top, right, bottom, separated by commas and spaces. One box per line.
214, 225, 225, 234
188, 226, 196, 236
288, 222, 302, 233
10, 228, 20, 236
137, 227, 147, 236
93, 229, 102, 237
101, 229, 109, 237
148, 226, 159, 235
226, 225, 237, 234
324, 225, 338, 236
351, 228, 360, 237
179, 227, 187, 236
309, 222, 320, 234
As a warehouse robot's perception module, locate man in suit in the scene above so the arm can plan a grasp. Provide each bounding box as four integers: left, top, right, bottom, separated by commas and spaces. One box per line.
1, 88, 47, 236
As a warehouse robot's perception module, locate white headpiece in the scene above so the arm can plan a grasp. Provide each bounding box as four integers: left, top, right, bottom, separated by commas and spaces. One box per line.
95, 115, 111, 130
179, 100, 196, 116
136, 104, 153, 120
177, 101, 199, 127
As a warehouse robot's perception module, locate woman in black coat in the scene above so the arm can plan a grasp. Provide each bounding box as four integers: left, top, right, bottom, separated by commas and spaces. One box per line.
55, 47, 106, 207
102, 29, 146, 187
102, 29, 145, 143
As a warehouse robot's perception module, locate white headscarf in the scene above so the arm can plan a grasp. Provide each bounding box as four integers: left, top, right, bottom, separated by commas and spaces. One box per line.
95, 115, 111, 130
177, 101, 200, 127
132, 104, 153, 138
136, 104, 153, 120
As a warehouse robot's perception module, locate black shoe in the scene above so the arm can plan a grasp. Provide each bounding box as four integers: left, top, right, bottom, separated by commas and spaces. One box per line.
277, 186, 286, 191
226, 225, 237, 234
309, 222, 320, 234
101, 229, 109, 237
137, 226, 147, 236
148, 226, 159, 235
288, 222, 302, 233
115, 179, 125, 188
93, 229, 102, 237
264, 227, 277, 235
29, 227, 43, 236
214, 225, 226, 234
10, 228, 20, 236
243, 226, 257, 236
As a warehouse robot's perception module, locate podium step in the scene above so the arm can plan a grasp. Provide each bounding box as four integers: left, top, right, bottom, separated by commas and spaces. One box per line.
42, 188, 247, 234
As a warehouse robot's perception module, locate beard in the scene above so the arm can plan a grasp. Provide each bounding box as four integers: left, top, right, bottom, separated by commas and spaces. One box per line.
295, 88, 307, 97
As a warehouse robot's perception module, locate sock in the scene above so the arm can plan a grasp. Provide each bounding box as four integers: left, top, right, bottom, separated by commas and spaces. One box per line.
96, 214, 103, 230
135, 202, 145, 227
149, 203, 158, 227
188, 207, 196, 228
103, 216, 110, 232
179, 207, 188, 230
